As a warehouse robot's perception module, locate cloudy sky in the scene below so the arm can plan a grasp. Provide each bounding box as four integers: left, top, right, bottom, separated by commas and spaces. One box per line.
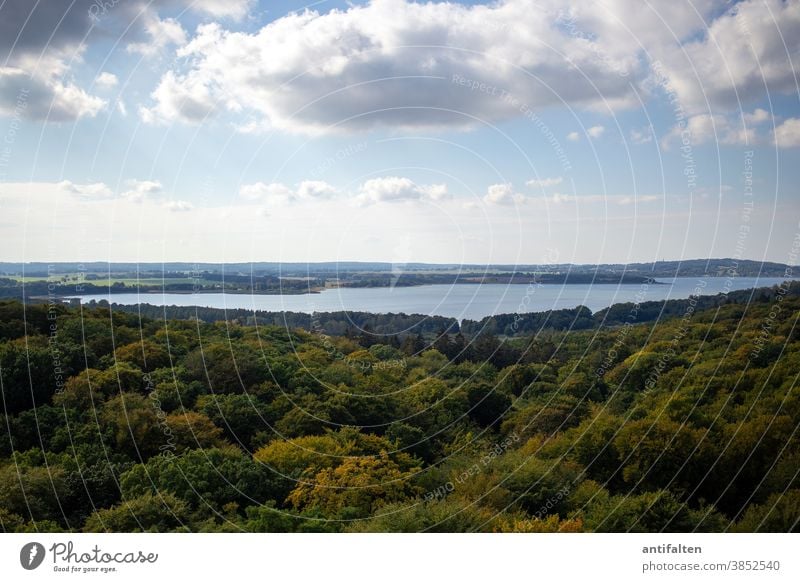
0, 0, 798, 264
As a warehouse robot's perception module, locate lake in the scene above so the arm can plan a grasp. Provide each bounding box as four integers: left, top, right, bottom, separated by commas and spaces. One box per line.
69, 276, 791, 321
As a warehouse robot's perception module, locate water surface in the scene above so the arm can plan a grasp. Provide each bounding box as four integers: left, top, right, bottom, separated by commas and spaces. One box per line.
70, 277, 790, 320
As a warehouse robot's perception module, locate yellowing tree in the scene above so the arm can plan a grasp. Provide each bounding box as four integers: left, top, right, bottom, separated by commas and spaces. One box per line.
494, 514, 583, 532
164, 411, 226, 452
288, 454, 420, 517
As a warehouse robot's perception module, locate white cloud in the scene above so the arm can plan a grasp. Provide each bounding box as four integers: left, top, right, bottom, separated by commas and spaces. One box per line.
240, 182, 292, 202
423, 183, 450, 201
0, 66, 105, 122
58, 180, 113, 200
95, 72, 118, 90
484, 183, 523, 206
139, 70, 215, 124
127, 14, 187, 57
744, 108, 770, 124
239, 180, 339, 205
59, 178, 170, 204
9, 0, 790, 131
669, 114, 721, 145
358, 176, 447, 204
650, 0, 800, 113
549, 192, 576, 204
663, 112, 763, 147
189, 0, 254, 20
0, 181, 788, 265
235, 118, 272, 135
773, 118, 800, 148
587, 125, 605, 139
296, 180, 338, 200
548, 193, 661, 205
630, 126, 653, 144
616, 194, 661, 206
144, 0, 646, 133
526, 177, 563, 188
563, 126, 604, 141
121, 179, 163, 203
138, 0, 800, 135
164, 200, 193, 212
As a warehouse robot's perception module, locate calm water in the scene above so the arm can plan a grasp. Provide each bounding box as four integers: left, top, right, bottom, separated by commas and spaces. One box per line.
70, 277, 791, 320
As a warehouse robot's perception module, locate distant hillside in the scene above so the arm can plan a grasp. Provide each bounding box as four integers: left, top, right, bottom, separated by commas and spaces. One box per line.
0, 258, 790, 278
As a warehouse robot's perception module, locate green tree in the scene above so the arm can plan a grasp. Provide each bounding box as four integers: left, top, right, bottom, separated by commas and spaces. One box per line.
83, 492, 191, 532
121, 447, 281, 515
732, 490, 800, 532
164, 410, 226, 452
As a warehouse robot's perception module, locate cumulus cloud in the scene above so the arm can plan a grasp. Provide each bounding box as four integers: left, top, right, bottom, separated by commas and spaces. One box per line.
744, 108, 770, 124
189, 0, 254, 20
616, 194, 661, 205
358, 177, 448, 204
662, 110, 770, 147
565, 125, 605, 141
129, 0, 798, 135
0, 0, 253, 122
141, 0, 646, 132
95, 72, 118, 90
296, 180, 338, 200
55, 177, 196, 211
58, 180, 114, 200
0, 66, 106, 122
773, 118, 800, 148
650, 0, 800, 113
1, 180, 783, 264
240, 182, 293, 203
10, 0, 793, 130
484, 183, 523, 205
0, 1, 96, 56
164, 200, 194, 212
664, 114, 723, 146
239, 177, 447, 208
548, 193, 661, 205
239, 180, 339, 205
0, 0, 253, 57
127, 14, 187, 57
587, 125, 605, 139
140, 71, 215, 124
121, 179, 163, 203
0, 1, 115, 122
630, 126, 654, 144
526, 177, 563, 188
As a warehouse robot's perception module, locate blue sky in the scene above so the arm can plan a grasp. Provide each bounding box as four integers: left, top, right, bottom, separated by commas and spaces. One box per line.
0, 0, 799, 264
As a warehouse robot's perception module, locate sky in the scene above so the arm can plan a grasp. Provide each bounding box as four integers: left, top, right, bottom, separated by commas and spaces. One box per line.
0, 0, 799, 265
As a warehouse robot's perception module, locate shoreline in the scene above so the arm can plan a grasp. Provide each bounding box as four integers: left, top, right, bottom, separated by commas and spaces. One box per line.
44, 278, 670, 301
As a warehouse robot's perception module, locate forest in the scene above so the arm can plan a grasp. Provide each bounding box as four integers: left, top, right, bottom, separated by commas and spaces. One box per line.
0, 286, 798, 532
90, 280, 800, 339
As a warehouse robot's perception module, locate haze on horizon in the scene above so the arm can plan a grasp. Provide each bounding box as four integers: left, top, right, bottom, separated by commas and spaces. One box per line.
0, 0, 798, 265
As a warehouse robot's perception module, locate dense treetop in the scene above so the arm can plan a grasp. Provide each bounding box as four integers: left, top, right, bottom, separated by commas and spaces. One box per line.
0, 286, 798, 532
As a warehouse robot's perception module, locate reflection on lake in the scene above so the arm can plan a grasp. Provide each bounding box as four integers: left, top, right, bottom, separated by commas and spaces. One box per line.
69, 277, 791, 321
